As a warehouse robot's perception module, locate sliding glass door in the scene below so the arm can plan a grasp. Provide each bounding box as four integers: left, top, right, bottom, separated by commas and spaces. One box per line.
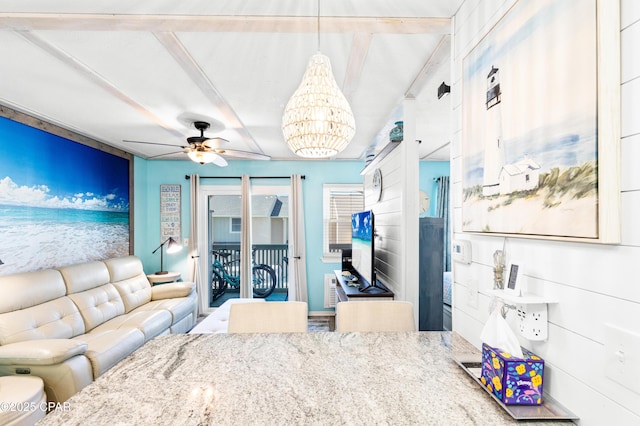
199, 185, 289, 310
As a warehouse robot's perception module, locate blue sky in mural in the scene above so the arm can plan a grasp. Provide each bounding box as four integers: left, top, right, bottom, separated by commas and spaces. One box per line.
0, 117, 129, 212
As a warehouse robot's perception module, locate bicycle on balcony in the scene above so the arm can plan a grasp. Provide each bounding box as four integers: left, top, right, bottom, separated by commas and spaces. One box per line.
210, 249, 277, 302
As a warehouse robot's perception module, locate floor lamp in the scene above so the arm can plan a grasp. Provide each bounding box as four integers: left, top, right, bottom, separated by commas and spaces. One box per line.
152, 237, 182, 275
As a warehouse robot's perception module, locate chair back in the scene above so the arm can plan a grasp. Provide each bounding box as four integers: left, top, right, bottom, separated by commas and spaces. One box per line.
228, 301, 308, 333
336, 301, 415, 332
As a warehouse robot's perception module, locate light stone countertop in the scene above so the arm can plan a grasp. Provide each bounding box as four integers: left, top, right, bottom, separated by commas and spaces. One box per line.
37, 332, 574, 426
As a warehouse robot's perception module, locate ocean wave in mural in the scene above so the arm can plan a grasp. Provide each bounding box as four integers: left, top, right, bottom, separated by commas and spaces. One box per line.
0, 117, 130, 275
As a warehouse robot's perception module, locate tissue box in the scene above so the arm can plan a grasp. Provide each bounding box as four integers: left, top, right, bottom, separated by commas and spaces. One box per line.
480, 343, 544, 405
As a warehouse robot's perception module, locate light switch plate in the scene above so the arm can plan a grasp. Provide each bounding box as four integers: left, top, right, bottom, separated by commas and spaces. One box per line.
604, 324, 640, 394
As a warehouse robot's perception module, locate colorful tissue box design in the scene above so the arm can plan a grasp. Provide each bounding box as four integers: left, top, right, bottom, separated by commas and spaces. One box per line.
480, 343, 544, 405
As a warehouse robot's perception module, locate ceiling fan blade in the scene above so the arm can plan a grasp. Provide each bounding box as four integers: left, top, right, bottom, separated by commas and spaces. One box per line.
122, 139, 186, 149
221, 149, 271, 161
211, 153, 228, 167
202, 137, 230, 150
147, 151, 185, 159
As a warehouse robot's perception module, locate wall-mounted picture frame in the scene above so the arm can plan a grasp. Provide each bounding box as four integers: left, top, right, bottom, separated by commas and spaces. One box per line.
504, 264, 521, 297
461, 0, 620, 243
160, 184, 181, 243
0, 106, 133, 276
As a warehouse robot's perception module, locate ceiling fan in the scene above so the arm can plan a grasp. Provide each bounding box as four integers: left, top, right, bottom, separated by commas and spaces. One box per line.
123, 121, 270, 166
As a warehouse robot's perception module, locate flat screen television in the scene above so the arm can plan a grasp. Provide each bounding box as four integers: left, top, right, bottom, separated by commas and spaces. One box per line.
351, 210, 377, 290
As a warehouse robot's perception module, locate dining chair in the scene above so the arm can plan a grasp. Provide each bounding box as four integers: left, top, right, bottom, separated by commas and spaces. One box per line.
227, 301, 308, 333
335, 300, 415, 332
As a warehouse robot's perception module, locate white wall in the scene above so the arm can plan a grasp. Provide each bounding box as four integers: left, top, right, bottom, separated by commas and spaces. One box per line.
451, 1, 640, 425
364, 99, 420, 325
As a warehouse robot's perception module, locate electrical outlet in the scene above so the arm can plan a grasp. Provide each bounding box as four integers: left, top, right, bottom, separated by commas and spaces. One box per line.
517, 303, 548, 341
183, 238, 189, 247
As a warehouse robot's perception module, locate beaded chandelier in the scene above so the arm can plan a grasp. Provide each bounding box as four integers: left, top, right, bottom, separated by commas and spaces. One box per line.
282, 53, 355, 158
281, 0, 355, 159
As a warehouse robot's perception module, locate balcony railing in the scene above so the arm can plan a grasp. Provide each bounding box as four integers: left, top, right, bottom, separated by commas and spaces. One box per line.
211, 243, 289, 290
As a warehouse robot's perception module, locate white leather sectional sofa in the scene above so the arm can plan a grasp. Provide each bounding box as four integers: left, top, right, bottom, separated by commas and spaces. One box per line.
0, 255, 197, 403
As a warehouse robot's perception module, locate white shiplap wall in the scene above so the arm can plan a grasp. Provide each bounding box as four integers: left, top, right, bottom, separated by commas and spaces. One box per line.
364, 99, 420, 325
451, 1, 640, 425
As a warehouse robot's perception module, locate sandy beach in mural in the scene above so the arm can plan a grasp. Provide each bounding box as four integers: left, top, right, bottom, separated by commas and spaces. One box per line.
462, 188, 597, 238
0, 205, 129, 275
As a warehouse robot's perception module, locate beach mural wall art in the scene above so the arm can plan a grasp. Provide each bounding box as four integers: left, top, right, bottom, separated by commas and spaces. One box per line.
461, 0, 608, 240
0, 116, 130, 275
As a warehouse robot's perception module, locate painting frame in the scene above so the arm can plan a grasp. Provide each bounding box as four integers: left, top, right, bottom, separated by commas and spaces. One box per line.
0, 104, 134, 275
460, 0, 620, 243
160, 184, 182, 243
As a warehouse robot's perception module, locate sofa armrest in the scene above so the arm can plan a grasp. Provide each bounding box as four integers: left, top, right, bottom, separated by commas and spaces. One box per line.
0, 339, 87, 366
151, 282, 195, 300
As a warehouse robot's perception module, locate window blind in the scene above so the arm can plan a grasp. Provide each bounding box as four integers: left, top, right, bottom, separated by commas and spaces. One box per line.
327, 190, 364, 252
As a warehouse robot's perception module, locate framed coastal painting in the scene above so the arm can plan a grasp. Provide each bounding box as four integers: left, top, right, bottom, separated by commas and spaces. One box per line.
461, 0, 620, 242
0, 109, 133, 275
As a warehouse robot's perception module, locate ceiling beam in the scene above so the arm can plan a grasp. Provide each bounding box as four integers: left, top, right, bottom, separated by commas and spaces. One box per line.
16, 30, 182, 140
405, 35, 450, 98
342, 33, 372, 101
153, 32, 262, 154
0, 14, 451, 34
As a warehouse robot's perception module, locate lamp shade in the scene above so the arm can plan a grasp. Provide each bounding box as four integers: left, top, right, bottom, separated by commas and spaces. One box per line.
166, 237, 182, 254
282, 53, 356, 158
152, 237, 182, 275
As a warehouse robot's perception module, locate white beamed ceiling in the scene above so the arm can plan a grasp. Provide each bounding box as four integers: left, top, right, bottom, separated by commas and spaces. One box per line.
0, 0, 461, 162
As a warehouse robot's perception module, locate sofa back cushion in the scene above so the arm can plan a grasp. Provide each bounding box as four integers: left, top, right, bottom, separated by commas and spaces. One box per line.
0, 269, 67, 314
0, 297, 85, 345
58, 260, 111, 294
67, 284, 125, 332
104, 256, 152, 313
59, 261, 125, 332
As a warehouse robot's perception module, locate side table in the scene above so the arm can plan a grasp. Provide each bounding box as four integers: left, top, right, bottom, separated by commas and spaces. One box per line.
147, 271, 181, 285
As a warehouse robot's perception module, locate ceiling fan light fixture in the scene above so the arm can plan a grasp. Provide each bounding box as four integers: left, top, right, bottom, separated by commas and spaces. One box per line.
187, 148, 217, 164
281, 52, 355, 158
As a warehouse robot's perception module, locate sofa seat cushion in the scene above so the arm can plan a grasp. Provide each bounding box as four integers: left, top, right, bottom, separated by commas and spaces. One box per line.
73, 328, 144, 379
0, 297, 85, 345
90, 309, 172, 341
0, 339, 87, 365
135, 292, 196, 325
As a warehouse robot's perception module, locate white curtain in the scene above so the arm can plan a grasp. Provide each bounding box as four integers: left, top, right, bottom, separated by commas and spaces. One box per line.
188, 174, 204, 314
240, 175, 253, 299
288, 174, 308, 303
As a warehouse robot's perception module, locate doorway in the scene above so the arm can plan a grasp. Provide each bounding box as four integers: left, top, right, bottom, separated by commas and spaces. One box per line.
199, 185, 290, 309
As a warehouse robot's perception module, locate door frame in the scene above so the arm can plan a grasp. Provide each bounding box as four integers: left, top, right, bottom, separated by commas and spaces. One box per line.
197, 184, 290, 313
